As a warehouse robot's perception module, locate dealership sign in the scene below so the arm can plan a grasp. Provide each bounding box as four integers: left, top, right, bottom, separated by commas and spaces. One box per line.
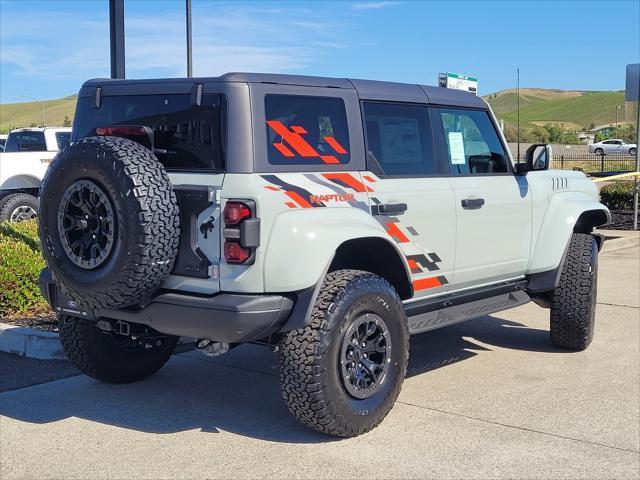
438, 72, 478, 94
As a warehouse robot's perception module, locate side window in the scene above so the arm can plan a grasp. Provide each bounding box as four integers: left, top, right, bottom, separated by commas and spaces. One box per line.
4, 134, 20, 152
265, 94, 350, 165
55, 132, 71, 150
363, 102, 435, 176
438, 108, 509, 175
19, 132, 47, 151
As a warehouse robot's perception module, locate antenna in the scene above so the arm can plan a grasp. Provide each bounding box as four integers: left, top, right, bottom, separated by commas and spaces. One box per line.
517, 67, 520, 162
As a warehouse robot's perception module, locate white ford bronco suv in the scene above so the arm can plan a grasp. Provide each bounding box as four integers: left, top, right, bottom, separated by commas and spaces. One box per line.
0, 127, 72, 222
38, 73, 609, 437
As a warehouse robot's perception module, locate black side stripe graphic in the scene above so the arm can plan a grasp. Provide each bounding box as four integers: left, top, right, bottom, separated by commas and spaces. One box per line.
261, 175, 326, 207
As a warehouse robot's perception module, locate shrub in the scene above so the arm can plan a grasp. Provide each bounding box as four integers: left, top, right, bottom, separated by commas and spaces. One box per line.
600, 182, 636, 211
0, 220, 48, 317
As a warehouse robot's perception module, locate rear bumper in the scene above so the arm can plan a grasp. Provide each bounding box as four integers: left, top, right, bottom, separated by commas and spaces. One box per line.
39, 269, 294, 343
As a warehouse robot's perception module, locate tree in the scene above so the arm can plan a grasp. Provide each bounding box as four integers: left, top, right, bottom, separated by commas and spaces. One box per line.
63, 115, 71, 127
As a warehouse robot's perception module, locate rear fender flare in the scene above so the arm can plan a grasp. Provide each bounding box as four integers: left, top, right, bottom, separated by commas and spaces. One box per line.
263, 207, 411, 293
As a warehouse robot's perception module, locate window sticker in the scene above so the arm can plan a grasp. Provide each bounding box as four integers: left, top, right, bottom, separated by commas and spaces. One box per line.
448, 131, 466, 165
380, 118, 421, 164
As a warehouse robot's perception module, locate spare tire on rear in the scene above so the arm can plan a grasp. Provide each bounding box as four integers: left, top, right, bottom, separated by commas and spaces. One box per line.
39, 136, 180, 310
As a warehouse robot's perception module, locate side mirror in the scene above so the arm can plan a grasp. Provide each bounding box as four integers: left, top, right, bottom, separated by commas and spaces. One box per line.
516, 144, 552, 173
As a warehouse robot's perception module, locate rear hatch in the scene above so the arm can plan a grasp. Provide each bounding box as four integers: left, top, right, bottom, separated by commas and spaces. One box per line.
73, 87, 225, 294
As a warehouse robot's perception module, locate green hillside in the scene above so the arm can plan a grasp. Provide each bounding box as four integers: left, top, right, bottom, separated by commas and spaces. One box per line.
484, 88, 630, 130
0, 88, 634, 134
0, 95, 77, 133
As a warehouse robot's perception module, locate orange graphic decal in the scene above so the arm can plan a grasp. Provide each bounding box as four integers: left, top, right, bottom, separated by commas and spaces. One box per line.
363, 175, 377, 183
310, 193, 355, 204
285, 191, 313, 209
285, 202, 297, 209
413, 277, 443, 291
385, 223, 409, 243
323, 136, 347, 154
322, 173, 373, 193
273, 142, 295, 157
267, 120, 348, 164
264, 185, 280, 191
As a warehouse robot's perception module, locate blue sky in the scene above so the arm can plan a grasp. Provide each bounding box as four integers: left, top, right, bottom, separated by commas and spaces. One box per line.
1, 0, 638, 103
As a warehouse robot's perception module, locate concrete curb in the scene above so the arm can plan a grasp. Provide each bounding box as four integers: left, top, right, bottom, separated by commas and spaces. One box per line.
0, 322, 66, 360
0, 320, 195, 361
598, 229, 640, 253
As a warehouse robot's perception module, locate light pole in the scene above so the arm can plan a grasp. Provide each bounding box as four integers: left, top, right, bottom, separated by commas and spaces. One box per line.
616, 105, 621, 136
22, 95, 46, 126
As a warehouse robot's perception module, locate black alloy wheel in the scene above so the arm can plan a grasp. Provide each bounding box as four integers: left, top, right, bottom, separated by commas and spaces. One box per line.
57, 179, 115, 270
340, 312, 392, 399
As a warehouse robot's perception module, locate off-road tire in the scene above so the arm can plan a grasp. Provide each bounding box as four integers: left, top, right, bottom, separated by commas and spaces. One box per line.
550, 233, 598, 350
0, 193, 38, 222
38, 136, 180, 309
58, 315, 178, 383
279, 269, 409, 437
0, 191, 13, 212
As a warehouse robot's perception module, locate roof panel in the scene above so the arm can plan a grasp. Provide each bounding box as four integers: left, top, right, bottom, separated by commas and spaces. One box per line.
348, 79, 428, 103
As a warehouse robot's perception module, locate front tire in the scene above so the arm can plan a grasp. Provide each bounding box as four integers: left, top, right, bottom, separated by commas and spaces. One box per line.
550, 233, 598, 350
279, 270, 409, 437
59, 315, 178, 383
630, 147, 637, 156
594, 148, 604, 155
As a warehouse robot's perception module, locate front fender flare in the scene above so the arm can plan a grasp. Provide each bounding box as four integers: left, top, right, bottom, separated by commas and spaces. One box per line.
527, 192, 610, 275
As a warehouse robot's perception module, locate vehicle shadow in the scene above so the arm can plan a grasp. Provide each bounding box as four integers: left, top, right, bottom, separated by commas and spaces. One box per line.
0, 314, 563, 442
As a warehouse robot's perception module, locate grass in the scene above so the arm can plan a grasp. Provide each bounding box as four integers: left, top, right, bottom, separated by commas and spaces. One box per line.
0, 95, 77, 133
484, 89, 632, 129
0, 221, 48, 317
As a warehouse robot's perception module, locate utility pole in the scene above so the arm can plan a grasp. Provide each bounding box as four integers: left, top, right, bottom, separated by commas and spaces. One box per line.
616, 105, 620, 136
22, 95, 45, 126
109, 0, 125, 79
186, 0, 193, 77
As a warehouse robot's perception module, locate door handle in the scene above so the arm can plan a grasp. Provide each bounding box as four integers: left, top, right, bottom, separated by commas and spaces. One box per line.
374, 203, 408, 215
461, 198, 485, 209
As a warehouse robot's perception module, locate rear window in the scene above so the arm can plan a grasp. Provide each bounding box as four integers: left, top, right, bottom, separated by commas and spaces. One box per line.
55, 132, 71, 150
74, 94, 225, 171
265, 94, 350, 165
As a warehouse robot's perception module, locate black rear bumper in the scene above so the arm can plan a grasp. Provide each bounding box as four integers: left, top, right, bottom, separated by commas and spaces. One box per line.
39, 269, 294, 343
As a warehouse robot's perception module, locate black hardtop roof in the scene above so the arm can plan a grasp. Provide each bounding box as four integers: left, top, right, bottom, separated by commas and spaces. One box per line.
82, 72, 485, 108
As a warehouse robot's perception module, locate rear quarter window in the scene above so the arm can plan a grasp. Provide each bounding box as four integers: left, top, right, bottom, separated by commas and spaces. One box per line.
73, 94, 225, 171
265, 94, 350, 166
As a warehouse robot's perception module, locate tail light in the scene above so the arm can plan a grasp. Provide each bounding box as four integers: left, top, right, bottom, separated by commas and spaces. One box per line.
223, 200, 260, 264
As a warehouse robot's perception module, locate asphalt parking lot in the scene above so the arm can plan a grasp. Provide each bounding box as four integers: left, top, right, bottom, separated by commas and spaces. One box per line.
1, 239, 639, 479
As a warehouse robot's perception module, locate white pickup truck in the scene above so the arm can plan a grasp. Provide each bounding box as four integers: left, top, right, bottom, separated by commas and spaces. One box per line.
0, 127, 71, 222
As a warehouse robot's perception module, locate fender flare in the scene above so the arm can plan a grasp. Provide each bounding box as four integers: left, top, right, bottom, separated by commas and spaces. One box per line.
262, 208, 412, 331
527, 192, 610, 276
0, 174, 42, 191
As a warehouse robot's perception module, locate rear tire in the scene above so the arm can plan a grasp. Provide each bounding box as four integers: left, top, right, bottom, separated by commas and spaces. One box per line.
594, 148, 604, 155
630, 147, 637, 156
0, 193, 38, 222
279, 269, 409, 437
550, 233, 598, 350
59, 315, 178, 383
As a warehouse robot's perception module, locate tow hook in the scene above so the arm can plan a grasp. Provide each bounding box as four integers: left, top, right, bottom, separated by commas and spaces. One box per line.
196, 339, 231, 357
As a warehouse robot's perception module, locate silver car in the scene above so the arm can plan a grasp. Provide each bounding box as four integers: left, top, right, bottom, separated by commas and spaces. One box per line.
588, 138, 637, 155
